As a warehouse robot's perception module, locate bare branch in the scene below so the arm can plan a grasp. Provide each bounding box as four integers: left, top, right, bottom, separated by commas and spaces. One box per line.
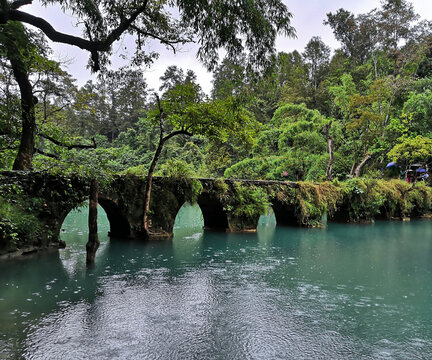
45, 105, 68, 117
130, 25, 186, 53
103, 1, 149, 48
0, 145, 18, 152
162, 129, 193, 143
154, 93, 164, 134
34, 148, 59, 159
39, 133, 97, 150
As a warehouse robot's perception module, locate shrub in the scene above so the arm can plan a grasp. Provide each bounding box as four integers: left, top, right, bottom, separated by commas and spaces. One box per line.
158, 159, 196, 179
225, 183, 270, 230
407, 182, 432, 217
123, 164, 148, 176
0, 198, 42, 250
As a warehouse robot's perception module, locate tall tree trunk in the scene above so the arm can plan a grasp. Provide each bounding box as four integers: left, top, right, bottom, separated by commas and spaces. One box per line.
349, 160, 357, 177
381, 88, 396, 138
373, 52, 378, 81
326, 136, 334, 180
143, 136, 165, 238
323, 121, 334, 180
142, 94, 192, 238
4, 30, 37, 170
354, 153, 371, 178
12, 78, 36, 170
86, 178, 99, 265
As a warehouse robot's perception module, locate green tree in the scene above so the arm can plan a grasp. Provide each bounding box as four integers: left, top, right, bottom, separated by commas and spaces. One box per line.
211, 56, 248, 100
0, 54, 21, 168
98, 69, 148, 141
0, 21, 45, 169
388, 135, 432, 167
1, 0, 295, 170
329, 74, 400, 177
278, 51, 309, 106
142, 78, 257, 237
65, 80, 106, 137
159, 65, 197, 92
402, 88, 432, 137
324, 9, 376, 65
302, 36, 331, 107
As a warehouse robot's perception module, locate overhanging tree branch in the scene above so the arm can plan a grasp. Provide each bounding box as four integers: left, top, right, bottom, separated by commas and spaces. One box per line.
6, 0, 149, 71
8, 10, 99, 50
10, 0, 32, 10
34, 148, 59, 159
39, 133, 97, 150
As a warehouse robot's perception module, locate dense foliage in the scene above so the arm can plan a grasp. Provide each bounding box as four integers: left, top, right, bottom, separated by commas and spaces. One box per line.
1, 0, 431, 182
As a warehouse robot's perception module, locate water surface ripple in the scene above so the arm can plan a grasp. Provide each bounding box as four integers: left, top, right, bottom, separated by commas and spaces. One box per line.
1, 205, 432, 359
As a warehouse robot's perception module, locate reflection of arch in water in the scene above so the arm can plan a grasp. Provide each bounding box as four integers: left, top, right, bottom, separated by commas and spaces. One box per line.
257, 207, 276, 244
60, 205, 111, 275
173, 203, 205, 264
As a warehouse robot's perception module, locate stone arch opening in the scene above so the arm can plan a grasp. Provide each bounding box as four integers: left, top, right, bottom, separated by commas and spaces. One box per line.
271, 201, 301, 226
258, 207, 277, 227
59, 205, 110, 242
173, 202, 204, 232
98, 198, 131, 238
330, 203, 351, 223
197, 195, 229, 231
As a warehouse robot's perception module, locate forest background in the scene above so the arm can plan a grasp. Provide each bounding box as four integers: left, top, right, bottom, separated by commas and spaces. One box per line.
1, 0, 432, 184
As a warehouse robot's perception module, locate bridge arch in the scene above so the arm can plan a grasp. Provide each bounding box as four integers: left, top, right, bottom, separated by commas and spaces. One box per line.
197, 194, 229, 231
98, 197, 131, 238
270, 200, 301, 226
59, 204, 110, 240
173, 202, 204, 231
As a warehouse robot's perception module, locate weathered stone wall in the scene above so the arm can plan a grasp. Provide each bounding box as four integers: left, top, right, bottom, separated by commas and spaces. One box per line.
0, 171, 89, 257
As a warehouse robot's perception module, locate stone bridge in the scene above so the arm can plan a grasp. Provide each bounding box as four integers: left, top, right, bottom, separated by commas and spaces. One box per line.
2, 171, 431, 258
0, 171, 308, 254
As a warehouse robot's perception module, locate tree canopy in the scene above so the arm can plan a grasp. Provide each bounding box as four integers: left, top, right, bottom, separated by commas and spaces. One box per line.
1, 0, 432, 185
0, 0, 295, 170
1, 0, 295, 71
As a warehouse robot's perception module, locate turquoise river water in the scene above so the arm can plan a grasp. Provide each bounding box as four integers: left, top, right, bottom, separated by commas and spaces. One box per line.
1, 204, 432, 359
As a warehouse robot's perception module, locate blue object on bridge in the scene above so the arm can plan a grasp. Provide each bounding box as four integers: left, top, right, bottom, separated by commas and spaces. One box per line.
386, 162, 395, 168
416, 168, 426, 173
